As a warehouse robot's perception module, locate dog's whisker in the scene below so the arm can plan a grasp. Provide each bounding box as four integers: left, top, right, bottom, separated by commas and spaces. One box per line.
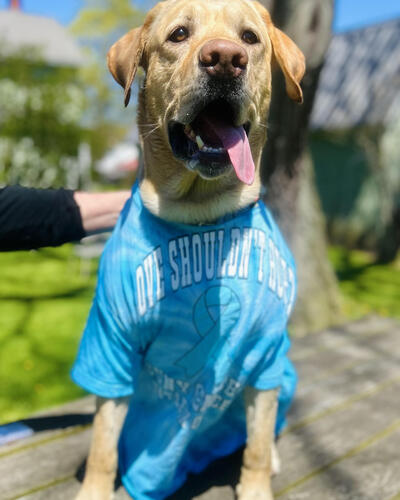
141, 124, 162, 140
141, 123, 159, 127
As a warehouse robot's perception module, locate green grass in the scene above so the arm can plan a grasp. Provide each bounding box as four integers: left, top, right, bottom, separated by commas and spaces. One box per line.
0, 245, 398, 424
0, 246, 98, 424
329, 246, 400, 320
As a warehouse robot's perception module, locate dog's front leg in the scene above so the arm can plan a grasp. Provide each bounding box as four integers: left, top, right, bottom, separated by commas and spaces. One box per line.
76, 396, 129, 500
237, 388, 278, 500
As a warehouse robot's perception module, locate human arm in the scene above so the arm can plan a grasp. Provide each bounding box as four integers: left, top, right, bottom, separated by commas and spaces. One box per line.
0, 185, 130, 251
73, 190, 130, 234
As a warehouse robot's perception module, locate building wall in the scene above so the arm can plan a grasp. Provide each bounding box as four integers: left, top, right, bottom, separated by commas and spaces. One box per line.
310, 125, 400, 253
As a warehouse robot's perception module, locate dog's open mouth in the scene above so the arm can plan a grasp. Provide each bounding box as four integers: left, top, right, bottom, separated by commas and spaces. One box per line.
168, 99, 254, 185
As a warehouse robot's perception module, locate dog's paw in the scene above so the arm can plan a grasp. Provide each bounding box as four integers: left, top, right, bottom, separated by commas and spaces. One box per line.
75, 485, 114, 500
236, 468, 274, 500
236, 484, 274, 500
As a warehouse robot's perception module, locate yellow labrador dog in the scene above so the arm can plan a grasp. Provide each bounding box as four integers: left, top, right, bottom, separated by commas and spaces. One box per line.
74, 0, 304, 499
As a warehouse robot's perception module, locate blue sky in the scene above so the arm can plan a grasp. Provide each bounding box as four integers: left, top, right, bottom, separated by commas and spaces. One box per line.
1, 0, 400, 32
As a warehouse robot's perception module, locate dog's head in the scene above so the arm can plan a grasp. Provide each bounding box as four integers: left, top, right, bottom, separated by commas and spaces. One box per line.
108, 0, 305, 222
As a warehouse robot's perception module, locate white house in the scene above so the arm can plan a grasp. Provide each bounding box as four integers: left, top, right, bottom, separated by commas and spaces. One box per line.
0, 0, 84, 67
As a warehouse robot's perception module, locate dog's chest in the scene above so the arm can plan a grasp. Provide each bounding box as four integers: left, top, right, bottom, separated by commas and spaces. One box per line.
121, 218, 295, 385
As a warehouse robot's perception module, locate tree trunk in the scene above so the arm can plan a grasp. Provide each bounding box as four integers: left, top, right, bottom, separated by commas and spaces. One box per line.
260, 0, 342, 335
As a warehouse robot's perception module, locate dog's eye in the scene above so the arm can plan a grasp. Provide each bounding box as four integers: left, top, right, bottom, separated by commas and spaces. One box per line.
242, 30, 259, 44
168, 27, 189, 43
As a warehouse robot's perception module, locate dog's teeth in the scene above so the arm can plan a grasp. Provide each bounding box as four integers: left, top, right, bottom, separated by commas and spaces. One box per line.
188, 159, 198, 171
196, 135, 204, 149
184, 124, 197, 143
203, 146, 224, 153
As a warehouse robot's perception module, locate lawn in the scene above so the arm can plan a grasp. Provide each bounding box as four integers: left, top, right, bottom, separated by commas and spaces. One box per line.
0, 245, 399, 424
0, 245, 98, 423
328, 246, 400, 320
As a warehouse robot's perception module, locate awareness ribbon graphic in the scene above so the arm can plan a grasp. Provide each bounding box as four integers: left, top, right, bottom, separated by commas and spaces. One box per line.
175, 286, 241, 378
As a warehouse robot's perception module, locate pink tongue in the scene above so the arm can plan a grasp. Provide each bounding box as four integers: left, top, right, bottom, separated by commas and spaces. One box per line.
202, 118, 255, 185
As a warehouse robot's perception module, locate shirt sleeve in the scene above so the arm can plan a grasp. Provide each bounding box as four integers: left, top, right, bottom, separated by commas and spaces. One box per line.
71, 243, 142, 398
248, 329, 293, 391
0, 185, 85, 251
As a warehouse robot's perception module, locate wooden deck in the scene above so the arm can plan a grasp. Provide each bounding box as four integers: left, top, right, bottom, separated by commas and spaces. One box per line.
1, 315, 400, 500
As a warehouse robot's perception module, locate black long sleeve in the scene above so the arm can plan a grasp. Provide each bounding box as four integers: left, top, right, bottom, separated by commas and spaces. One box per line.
0, 185, 86, 251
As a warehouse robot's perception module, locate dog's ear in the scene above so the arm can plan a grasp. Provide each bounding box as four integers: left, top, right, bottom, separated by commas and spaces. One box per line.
253, 2, 305, 103
107, 3, 164, 107
269, 26, 305, 103
107, 27, 144, 107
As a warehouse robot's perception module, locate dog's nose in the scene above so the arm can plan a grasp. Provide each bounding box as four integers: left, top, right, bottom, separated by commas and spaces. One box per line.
199, 39, 248, 78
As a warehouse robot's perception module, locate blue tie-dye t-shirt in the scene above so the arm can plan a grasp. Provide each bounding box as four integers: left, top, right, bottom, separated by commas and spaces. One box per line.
71, 182, 297, 500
